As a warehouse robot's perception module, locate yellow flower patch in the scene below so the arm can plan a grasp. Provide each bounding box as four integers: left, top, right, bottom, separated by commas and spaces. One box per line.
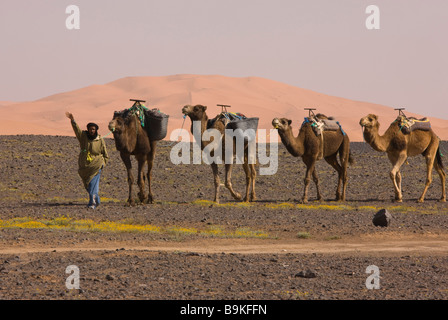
0, 217, 268, 239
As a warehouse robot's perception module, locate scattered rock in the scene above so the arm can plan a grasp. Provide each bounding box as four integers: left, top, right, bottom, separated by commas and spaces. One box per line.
373, 209, 392, 227
105, 275, 114, 281
295, 269, 317, 278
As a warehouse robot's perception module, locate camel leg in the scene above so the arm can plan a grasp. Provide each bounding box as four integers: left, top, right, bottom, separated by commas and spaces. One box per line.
301, 158, 316, 204
339, 139, 350, 202
136, 155, 147, 204
211, 163, 221, 203
395, 171, 402, 196
388, 153, 407, 202
145, 141, 157, 204
418, 154, 436, 203
341, 165, 348, 202
242, 152, 257, 202
433, 158, 446, 202
120, 152, 135, 206
312, 168, 322, 201
242, 159, 251, 202
225, 163, 242, 201
249, 163, 257, 201
324, 154, 343, 201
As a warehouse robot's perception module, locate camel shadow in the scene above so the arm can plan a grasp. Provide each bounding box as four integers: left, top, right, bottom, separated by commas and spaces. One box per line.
15, 202, 89, 208
246, 199, 287, 204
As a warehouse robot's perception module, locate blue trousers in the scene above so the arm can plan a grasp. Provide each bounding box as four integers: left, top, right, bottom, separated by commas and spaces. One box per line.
87, 169, 101, 207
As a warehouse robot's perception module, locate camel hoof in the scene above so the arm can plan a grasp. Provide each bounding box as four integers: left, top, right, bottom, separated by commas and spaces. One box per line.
144, 198, 154, 204
138, 193, 147, 204
300, 199, 308, 204
234, 193, 242, 201
417, 199, 424, 203
439, 198, 446, 203
394, 196, 403, 203
250, 195, 257, 202
126, 199, 135, 207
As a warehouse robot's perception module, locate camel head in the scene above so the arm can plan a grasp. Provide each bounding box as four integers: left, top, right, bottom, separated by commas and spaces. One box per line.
359, 114, 379, 129
272, 118, 292, 132
182, 104, 207, 121
108, 116, 125, 135
108, 111, 142, 153
108, 111, 136, 136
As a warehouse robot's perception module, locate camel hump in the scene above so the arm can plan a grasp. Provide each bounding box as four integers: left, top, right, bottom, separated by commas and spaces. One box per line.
114, 108, 129, 118
315, 113, 328, 120
314, 113, 337, 121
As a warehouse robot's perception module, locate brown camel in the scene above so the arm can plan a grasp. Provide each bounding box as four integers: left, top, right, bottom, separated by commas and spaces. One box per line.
108, 110, 157, 205
359, 114, 446, 203
272, 115, 353, 203
181, 104, 256, 203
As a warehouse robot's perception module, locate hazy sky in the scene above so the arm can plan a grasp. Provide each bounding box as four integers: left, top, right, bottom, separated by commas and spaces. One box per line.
1, 0, 447, 119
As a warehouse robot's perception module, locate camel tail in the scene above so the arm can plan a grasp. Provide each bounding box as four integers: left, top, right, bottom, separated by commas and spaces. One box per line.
436, 147, 444, 170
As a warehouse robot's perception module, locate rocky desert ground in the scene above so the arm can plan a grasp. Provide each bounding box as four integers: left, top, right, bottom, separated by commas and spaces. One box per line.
0, 135, 448, 303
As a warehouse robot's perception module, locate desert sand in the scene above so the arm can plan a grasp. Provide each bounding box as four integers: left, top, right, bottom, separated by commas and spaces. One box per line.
1, 74, 447, 141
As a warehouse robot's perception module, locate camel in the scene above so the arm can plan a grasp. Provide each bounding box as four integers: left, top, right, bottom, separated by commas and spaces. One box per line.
181, 104, 256, 203
272, 115, 353, 203
359, 114, 446, 203
108, 110, 157, 205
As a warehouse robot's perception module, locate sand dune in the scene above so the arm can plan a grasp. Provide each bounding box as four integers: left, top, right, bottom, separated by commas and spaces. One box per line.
1, 74, 447, 141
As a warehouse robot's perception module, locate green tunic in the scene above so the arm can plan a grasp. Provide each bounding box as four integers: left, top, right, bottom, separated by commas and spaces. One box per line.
71, 121, 109, 189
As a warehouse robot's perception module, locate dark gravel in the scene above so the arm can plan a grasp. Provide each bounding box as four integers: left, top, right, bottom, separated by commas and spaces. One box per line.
0, 135, 447, 300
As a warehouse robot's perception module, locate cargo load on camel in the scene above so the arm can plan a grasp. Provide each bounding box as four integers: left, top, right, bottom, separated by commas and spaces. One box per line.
394, 108, 431, 135
206, 105, 259, 142
300, 109, 346, 137
113, 99, 169, 141
399, 117, 431, 134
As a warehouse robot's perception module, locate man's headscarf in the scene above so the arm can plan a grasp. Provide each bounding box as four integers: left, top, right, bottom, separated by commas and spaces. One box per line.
87, 123, 99, 130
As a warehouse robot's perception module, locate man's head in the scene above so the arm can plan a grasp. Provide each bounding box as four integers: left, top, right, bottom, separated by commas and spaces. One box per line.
87, 123, 99, 138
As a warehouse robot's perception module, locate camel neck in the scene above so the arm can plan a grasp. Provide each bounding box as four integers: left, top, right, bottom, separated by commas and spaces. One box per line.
279, 126, 305, 157
189, 113, 210, 150
363, 122, 393, 152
